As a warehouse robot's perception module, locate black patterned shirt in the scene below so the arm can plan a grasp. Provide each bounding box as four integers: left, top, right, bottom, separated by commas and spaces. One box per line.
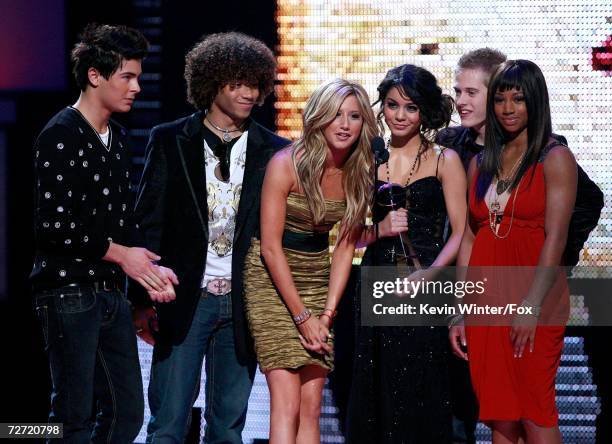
30, 107, 133, 291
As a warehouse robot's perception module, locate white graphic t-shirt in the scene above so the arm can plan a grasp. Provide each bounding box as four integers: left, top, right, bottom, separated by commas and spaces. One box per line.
200, 131, 248, 286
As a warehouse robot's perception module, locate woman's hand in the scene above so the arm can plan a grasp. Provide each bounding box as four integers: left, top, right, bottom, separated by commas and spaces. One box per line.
319, 313, 332, 329
298, 316, 332, 355
395, 268, 430, 297
378, 208, 409, 238
510, 313, 538, 358
449, 323, 468, 361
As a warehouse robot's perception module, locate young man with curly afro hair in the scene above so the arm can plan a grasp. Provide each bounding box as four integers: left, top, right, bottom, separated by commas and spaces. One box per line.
130, 31, 290, 443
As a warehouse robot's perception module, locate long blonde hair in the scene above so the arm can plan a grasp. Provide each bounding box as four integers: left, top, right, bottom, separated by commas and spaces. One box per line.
292, 78, 377, 232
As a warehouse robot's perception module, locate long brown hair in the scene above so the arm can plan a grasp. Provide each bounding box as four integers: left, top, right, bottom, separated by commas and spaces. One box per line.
292, 78, 377, 231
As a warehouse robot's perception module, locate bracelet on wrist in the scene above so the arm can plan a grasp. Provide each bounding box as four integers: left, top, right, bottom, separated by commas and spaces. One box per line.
322, 308, 337, 318
293, 308, 312, 325
319, 313, 334, 325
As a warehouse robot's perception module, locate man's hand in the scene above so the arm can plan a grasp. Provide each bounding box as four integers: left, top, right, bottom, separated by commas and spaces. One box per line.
378, 208, 409, 238
132, 306, 158, 346
104, 243, 167, 292
148, 266, 179, 303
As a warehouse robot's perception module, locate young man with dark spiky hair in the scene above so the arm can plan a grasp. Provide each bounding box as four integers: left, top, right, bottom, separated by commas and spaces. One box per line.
31, 23, 172, 442
130, 32, 290, 443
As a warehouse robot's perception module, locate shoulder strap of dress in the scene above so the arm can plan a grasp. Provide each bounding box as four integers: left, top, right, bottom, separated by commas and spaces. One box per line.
435, 146, 445, 177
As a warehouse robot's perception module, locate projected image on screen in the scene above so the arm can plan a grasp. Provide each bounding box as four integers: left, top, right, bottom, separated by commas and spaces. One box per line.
276, 0, 611, 268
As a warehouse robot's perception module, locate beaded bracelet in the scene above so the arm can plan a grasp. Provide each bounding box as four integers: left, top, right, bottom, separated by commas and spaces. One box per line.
293, 308, 312, 325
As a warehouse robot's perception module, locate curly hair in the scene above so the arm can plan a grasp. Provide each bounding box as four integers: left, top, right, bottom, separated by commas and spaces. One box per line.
71, 23, 149, 91
375, 64, 454, 143
184, 32, 277, 111
292, 79, 376, 232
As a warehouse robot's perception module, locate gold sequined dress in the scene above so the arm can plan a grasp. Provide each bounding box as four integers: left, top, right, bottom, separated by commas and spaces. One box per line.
244, 192, 346, 372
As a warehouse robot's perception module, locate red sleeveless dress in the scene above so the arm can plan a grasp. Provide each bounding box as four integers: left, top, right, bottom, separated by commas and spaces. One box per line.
466, 160, 568, 427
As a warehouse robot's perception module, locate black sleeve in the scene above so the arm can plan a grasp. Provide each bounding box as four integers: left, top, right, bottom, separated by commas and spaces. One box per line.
128, 127, 169, 306
564, 164, 604, 267
133, 127, 168, 252
34, 125, 110, 258
551, 133, 568, 146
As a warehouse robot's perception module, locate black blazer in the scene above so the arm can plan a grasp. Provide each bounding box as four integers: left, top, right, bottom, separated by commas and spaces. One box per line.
130, 112, 290, 363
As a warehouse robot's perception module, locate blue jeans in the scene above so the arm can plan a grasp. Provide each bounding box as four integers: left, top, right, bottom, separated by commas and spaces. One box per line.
146, 291, 255, 444
34, 285, 144, 444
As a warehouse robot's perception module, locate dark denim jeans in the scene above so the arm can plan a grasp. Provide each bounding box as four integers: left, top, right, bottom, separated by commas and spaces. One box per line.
34, 285, 144, 444
146, 291, 255, 444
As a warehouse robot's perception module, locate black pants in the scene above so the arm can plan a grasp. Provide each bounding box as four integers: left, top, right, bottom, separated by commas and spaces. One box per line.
34, 285, 144, 443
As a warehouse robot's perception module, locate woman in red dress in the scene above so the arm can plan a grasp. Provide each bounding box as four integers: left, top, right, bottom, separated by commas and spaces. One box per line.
449, 60, 577, 443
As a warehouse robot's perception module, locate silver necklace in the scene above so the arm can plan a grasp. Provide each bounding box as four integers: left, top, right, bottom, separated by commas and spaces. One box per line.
205, 115, 243, 143
69, 106, 112, 152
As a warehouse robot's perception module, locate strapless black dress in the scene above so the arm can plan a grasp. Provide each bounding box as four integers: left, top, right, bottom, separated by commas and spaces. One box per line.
346, 176, 452, 443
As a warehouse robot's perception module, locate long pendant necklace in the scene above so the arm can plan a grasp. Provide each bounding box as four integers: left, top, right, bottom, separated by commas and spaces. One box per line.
205, 114, 243, 143
384, 139, 425, 269
385, 140, 423, 189
488, 174, 524, 239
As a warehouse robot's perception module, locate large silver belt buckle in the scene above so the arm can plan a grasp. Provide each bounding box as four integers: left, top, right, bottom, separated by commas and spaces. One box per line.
206, 278, 231, 296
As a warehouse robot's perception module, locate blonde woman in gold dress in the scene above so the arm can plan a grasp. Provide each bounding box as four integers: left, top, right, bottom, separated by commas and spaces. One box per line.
243, 78, 377, 443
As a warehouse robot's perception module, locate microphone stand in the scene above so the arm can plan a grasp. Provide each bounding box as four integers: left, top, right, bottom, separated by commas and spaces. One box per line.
373, 150, 388, 267
376, 151, 422, 270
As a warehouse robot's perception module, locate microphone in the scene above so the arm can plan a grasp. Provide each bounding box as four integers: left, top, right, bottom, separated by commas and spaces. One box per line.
371, 136, 422, 270
371, 136, 388, 165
